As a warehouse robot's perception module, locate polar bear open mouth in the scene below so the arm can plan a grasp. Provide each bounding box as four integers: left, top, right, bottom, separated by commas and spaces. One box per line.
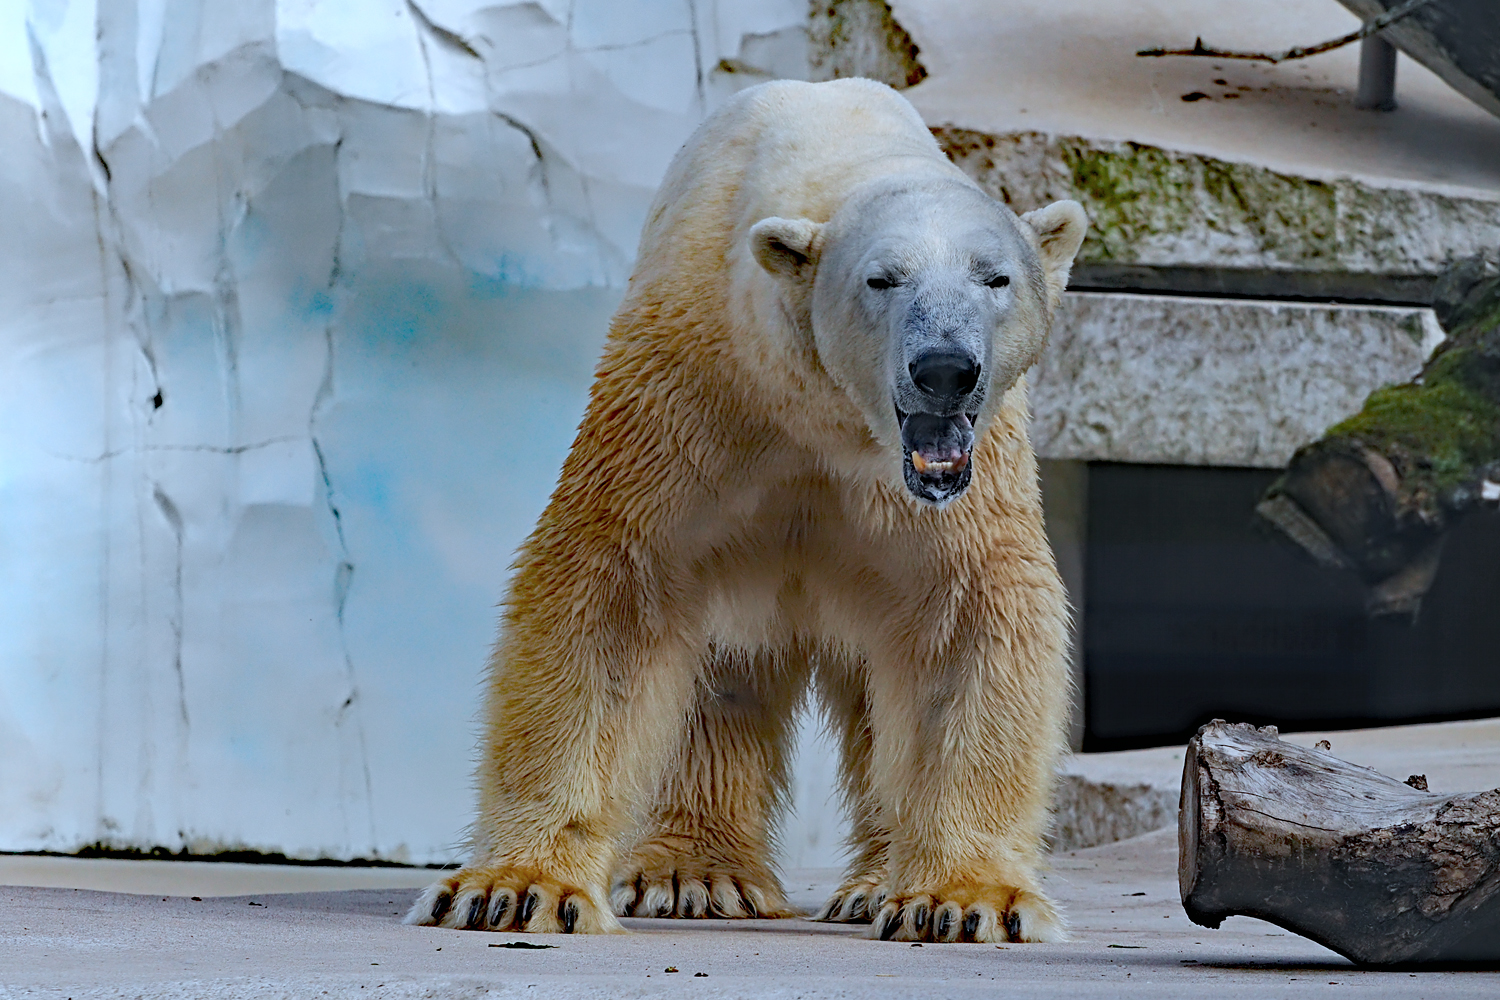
897, 407, 976, 505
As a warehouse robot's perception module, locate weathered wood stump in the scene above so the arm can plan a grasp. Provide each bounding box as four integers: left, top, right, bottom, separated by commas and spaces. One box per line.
1257, 252, 1500, 616
1179, 720, 1500, 965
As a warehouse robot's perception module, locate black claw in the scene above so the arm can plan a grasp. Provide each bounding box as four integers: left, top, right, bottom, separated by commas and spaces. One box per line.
913, 904, 930, 936
655, 896, 673, 917
936, 910, 954, 940
738, 882, 758, 918
518, 891, 538, 927
430, 891, 453, 923
878, 911, 900, 940
682, 896, 699, 918
963, 910, 980, 940
464, 895, 485, 929
561, 900, 579, 933
1005, 909, 1022, 941
489, 893, 511, 926
847, 891, 866, 918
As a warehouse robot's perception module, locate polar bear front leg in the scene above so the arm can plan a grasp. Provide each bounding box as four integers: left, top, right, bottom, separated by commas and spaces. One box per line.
405, 554, 700, 934
610, 646, 806, 920
862, 610, 1070, 944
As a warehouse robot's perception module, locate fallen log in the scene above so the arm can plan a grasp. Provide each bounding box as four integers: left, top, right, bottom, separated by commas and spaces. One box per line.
1256, 252, 1500, 616
1179, 720, 1500, 965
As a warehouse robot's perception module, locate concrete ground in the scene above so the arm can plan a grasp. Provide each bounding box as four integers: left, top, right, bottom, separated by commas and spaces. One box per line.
5, 831, 1499, 999
5, 718, 1500, 998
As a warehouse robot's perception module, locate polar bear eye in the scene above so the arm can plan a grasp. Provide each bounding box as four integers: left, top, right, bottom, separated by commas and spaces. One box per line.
985, 274, 1011, 289
866, 275, 895, 290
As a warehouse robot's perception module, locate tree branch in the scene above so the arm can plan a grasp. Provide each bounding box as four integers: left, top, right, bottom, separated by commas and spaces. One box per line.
1138, 0, 1434, 65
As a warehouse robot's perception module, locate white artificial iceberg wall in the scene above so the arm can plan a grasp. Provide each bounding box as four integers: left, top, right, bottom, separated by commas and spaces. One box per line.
0, 0, 846, 867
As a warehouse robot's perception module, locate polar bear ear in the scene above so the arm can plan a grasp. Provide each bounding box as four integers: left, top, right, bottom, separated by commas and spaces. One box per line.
1020, 200, 1088, 304
750, 217, 824, 282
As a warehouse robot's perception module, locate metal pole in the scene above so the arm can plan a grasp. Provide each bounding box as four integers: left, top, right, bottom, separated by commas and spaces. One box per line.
1355, 34, 1398, 111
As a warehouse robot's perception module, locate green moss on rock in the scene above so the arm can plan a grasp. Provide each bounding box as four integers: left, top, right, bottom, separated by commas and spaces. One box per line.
1302, 267, 1500, 513
1058, 142, 1341, 267
931, 126, 1500, 276
1328, 347, 1500, 496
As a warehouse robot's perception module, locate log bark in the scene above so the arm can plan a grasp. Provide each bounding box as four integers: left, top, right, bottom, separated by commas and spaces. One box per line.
1257, 253, 1500, 616
1179, 720, 1500, 965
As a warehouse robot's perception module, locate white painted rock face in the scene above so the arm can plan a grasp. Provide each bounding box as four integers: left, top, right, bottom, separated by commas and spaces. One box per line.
0, 0, 835, 866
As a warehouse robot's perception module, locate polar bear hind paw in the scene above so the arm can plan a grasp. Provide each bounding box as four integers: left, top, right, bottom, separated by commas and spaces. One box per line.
403, 866, 622, 934
868, 885, 1064, 943
609, 861, 795, 919
812, 875, 889, 923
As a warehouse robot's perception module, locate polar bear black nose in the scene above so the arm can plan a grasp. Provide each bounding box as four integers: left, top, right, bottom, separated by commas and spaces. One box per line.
909, 351, 981, 403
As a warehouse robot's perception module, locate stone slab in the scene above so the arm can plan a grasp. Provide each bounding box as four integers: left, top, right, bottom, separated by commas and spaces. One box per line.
1030, 291, 1439, 467
936, 127, 1500, 282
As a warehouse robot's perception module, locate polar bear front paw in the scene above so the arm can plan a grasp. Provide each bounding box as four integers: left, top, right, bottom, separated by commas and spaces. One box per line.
403, 866, 621, 934
868, 885, 1064, 943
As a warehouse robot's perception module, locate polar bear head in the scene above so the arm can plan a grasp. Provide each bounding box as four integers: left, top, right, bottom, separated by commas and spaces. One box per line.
750, 180, 1086, 507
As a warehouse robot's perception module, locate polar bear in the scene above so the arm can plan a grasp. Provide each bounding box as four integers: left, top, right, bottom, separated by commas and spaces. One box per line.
406, 78, 1086, 943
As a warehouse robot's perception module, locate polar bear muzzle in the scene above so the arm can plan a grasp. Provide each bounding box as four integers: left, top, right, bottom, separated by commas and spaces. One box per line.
898, 409, 975, 505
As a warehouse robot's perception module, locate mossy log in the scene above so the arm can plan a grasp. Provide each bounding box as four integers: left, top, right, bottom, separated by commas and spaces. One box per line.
1180, 721, 1500, 966
1258, 253, 1500, 614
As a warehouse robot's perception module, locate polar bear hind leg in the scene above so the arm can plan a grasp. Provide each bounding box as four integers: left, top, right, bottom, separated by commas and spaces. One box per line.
610, 644, 807, 919
811, 657, 892, 923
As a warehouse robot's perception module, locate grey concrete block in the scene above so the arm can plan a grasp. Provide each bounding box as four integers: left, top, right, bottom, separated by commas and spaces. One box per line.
1050, 773, 1177, 853
1030, 291, 1440, 467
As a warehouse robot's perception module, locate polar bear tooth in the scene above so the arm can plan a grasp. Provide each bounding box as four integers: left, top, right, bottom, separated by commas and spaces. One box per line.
911, 451, 928, 473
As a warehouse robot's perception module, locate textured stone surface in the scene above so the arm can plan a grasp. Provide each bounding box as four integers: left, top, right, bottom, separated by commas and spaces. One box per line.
936, 127, 1500, 278
808, 0, 926, 89
1030, 292, 1442, 467
1049, 773, 1176, 854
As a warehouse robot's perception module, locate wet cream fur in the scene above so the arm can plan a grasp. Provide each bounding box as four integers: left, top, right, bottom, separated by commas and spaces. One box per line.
407, 78, 1087, 943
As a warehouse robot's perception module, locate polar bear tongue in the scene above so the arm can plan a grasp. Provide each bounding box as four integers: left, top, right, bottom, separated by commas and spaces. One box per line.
900, 411, 976, 504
